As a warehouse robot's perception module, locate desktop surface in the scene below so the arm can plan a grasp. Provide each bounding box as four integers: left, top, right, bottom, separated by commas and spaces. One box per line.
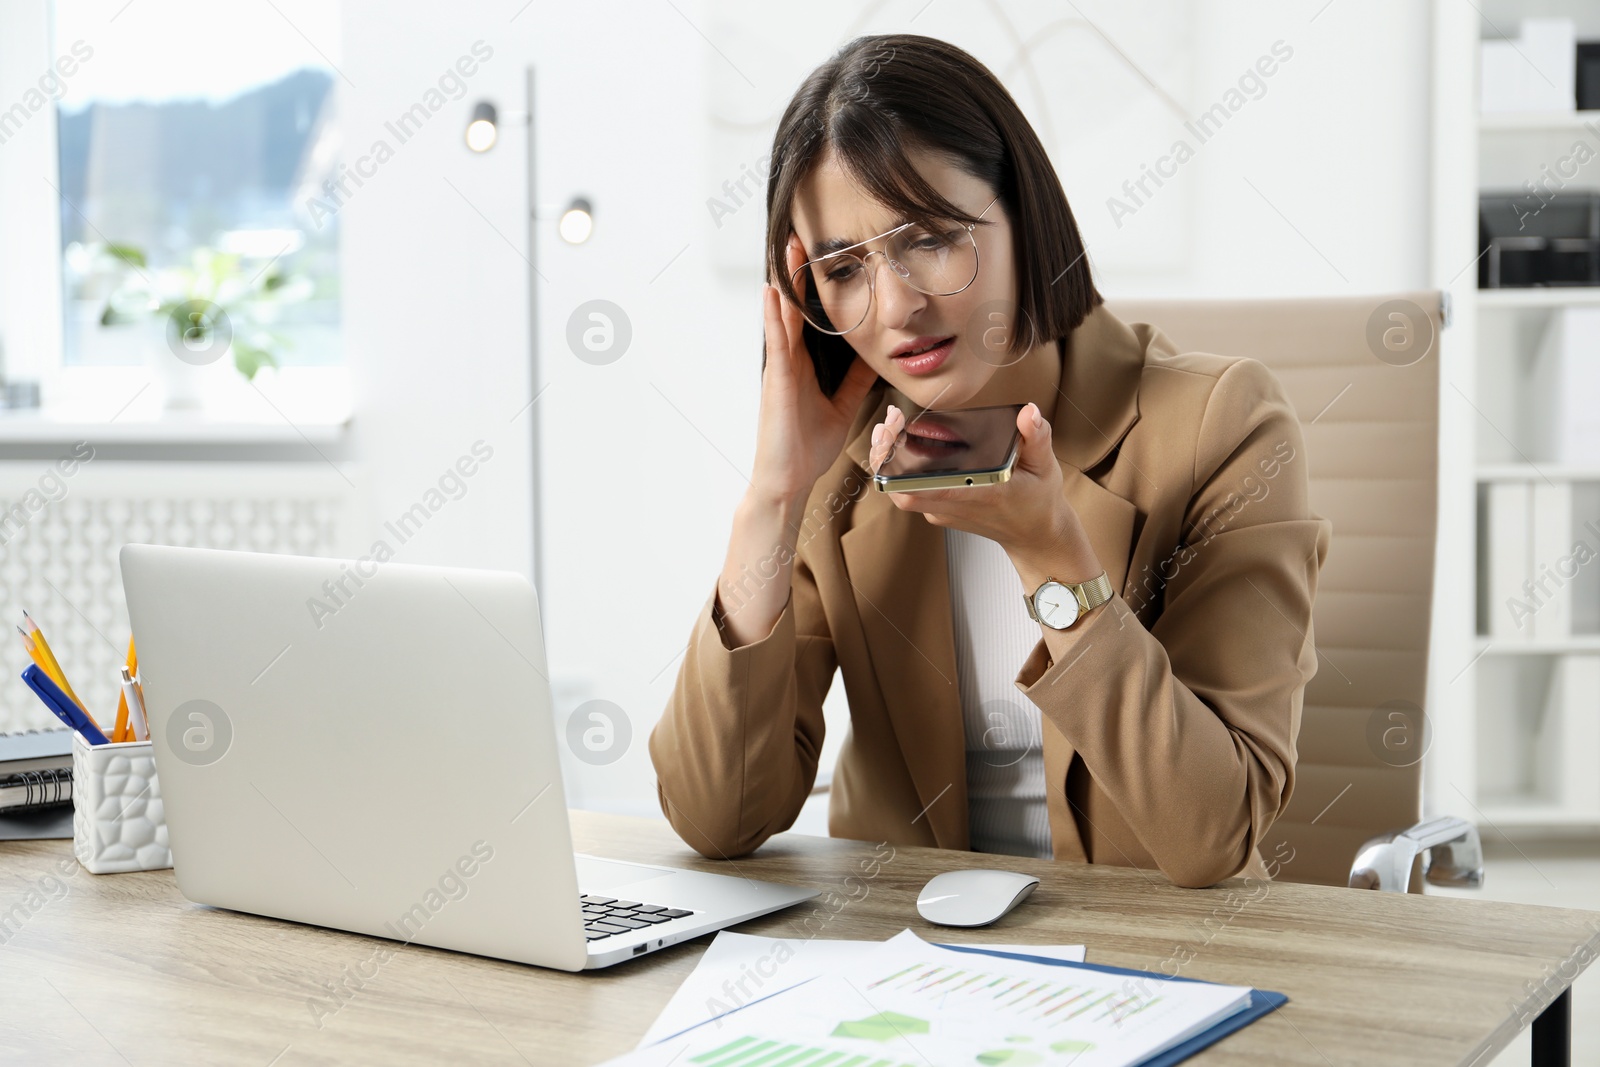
0, 810, 1594, 1065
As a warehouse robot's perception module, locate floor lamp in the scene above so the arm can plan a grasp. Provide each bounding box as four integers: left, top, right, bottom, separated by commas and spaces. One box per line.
465, 76, 597, 601
465, 72, 545, 599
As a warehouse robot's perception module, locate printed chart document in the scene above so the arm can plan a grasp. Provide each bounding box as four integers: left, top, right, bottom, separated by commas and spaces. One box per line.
607, 930, 1253, 1067
638, 931, 1087, 1047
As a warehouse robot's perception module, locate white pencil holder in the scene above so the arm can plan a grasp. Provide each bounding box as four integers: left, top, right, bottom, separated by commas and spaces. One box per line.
72, 732, 173, 874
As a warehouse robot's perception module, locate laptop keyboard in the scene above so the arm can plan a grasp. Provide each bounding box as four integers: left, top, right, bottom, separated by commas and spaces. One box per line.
580, 894, 695, 941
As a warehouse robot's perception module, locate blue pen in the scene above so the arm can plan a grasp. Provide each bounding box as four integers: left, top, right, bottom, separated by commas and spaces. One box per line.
20, 666, 82, 734
20, 664, 110, 745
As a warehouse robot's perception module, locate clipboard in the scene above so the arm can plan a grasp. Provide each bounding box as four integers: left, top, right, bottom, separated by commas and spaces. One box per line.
937, 942, 1288, 1067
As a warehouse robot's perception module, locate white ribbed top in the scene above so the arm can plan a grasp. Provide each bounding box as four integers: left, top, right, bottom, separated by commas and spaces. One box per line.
944, 527, 1053, 860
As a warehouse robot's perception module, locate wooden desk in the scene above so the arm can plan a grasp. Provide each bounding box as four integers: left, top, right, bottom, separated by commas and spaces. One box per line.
0, 811, 1594, 1065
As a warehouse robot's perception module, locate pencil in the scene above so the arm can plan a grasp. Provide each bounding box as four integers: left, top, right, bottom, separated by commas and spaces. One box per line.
20, 610, 98, 728
17, 627, 53, 680
113, 686, 130, 743
17, 626, 69, 699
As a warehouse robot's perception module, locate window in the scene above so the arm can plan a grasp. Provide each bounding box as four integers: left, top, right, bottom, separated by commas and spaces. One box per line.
51, 0, 341, 372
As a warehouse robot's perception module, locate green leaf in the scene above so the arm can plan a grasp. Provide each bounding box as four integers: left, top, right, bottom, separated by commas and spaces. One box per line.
104, 242, 147, 269
232, 338, 280, 381
100, 296, 148, 326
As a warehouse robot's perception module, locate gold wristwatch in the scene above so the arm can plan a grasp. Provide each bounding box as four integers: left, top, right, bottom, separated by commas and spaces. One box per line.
1023, 572, 1114, 630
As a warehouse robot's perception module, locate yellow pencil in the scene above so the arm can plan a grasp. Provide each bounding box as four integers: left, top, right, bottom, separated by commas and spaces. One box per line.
17, 627, 54, 681
21, 611, 98, 728
113, 687, 130, 743
18, 625, 103, 731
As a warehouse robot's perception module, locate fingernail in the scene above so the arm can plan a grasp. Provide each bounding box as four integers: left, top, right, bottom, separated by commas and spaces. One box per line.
1030, 403, 1044, 429
887, 404, 902, 422
872, 425, 883, 446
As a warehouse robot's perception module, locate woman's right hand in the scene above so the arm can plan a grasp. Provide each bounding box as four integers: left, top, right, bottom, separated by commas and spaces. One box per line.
749, 232, 879, 506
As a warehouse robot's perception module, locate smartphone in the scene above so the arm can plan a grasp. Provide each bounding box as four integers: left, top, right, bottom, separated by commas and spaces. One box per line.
872, 404, 1024, 493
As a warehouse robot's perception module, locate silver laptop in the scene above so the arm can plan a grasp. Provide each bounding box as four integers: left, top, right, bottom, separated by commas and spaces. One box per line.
120, 544, 817, 971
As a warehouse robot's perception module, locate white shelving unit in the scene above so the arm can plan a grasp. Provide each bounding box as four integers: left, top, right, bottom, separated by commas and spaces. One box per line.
1431, 1, 1600, 835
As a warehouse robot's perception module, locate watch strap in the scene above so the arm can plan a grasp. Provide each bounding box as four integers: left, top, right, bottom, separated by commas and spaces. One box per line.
1075, 570, 1114, 612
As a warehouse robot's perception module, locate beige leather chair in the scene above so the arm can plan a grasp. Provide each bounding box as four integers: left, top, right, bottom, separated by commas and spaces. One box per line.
1109, 292, 1480, 893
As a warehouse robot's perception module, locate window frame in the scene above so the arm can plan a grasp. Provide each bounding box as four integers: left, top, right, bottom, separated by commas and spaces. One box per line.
0, 9, 67, 394
0, 10, 346, 415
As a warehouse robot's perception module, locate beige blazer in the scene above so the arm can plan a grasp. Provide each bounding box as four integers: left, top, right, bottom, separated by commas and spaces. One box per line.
648, 303, 1332, 888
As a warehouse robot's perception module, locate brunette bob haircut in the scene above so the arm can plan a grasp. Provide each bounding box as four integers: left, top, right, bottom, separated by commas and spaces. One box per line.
766, 33, 1102, 396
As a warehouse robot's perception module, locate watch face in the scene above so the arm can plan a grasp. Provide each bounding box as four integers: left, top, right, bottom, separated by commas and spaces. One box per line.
1034, 581, 1080, 628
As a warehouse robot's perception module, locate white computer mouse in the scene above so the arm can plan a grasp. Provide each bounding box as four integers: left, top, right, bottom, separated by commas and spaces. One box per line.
916, 869, 1041, 928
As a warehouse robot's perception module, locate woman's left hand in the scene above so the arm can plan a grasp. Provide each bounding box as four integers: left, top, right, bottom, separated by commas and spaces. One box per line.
869, 402, 1103, 585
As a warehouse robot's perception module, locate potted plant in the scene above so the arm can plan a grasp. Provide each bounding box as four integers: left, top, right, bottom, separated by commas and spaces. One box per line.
94, 243, 312, 410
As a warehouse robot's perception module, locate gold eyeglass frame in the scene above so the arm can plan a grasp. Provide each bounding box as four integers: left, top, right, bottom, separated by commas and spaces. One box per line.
788, 194, 1001, 336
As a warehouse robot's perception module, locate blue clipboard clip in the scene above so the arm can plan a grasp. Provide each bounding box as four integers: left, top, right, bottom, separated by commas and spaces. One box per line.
20, 664, 110, 745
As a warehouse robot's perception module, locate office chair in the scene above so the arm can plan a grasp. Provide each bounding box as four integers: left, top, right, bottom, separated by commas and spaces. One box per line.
1108, 292, 1480, 893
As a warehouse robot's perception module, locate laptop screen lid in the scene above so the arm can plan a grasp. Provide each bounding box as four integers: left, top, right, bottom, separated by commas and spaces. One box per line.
120, 543, 589, 971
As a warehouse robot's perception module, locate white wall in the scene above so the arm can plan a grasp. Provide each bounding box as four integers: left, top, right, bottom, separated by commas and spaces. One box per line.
340, 6, 536, 582
341, 0, 1437, 821
338, 0, 725, 814
0, 0, 64, 385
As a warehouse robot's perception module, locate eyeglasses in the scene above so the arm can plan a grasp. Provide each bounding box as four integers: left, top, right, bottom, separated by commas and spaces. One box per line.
788, 195, 1000, 336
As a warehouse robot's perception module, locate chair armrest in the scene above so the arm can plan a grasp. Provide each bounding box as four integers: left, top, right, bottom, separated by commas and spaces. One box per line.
1348, 816, 1484, 892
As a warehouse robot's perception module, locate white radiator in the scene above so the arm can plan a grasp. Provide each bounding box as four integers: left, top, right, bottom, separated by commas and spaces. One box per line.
0, 460, 357, 733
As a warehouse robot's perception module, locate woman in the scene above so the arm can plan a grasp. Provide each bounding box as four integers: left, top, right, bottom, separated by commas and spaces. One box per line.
648, 34, 1330, 888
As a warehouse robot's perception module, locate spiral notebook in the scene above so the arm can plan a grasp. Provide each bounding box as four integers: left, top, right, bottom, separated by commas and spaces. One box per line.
0, 768, 72, 811
0, 727, 75, 839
